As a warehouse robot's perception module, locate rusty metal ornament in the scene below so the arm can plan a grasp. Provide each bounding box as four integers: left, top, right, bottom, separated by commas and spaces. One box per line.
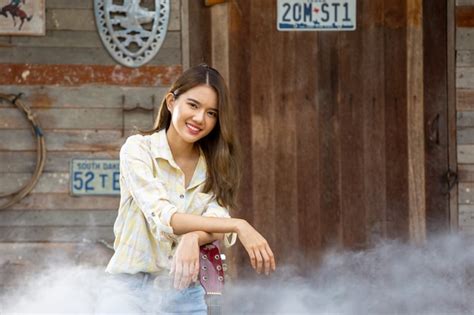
94, 0, 170, 68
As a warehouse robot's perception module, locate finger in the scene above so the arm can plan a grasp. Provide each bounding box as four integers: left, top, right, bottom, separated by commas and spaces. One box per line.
266, 244, 276, 271
192, 260, 200, 282
174, 262, 183, 289
254, 248, 263, 274
179, 262, 190, 290
260, 248, 271, 276
247, 248, 256, 270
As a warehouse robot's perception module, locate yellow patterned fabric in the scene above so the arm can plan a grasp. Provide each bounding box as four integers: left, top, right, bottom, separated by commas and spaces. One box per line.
106, 129, 236, 275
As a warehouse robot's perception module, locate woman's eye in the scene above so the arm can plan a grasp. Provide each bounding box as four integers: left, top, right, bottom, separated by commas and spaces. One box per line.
188, 103, 198, 109
207, 111, 218, 118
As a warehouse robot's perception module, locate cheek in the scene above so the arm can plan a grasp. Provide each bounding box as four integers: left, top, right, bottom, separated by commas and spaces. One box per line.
207, 118, 218, 131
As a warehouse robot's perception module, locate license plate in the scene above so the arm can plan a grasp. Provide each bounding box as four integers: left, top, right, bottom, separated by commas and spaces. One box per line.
70, 159, 120, 196
277, 0, 356, 31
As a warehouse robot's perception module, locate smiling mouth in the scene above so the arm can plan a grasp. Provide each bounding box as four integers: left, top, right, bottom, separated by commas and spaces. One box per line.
186, 123, 202, 134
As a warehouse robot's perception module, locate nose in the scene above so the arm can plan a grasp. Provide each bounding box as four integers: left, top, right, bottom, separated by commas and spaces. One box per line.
192, 110, 205, 124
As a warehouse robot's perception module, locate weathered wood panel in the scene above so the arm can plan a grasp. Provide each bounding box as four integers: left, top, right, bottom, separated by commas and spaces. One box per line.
248, 0, 277, 255
0, 31, 181, 49
458, 164, 474, 181
317, 31, 343, 248
0, 47, 180, 65
0, 108, 154, 130
224, 0, 449, 271
8, 194, 119, 210
457, 50, 474, 66
361, 1, 387, 242
457, 6, 474, 27
44, 3, 180, 32
457, 89, 474, 111
458, 144, 474, 163
458, 111, 474, 126
0, 151, 119, 173
0, 210, 116, 226
338, 8, 367, 248
0, 64, 182, 86
424, 0, 449, 235
0, 173, 70, 194
459, 183, 474, 204
457, 67, 474, 88
0, 227, 113, 242
459, 205, 474, 226
458, 0, 474, 6
384, 0, 409, 240
457, 28, 474, 49
0, 85, 167, 109
228, 0, 252, 272
0, 130, 126, 152
457, 127, 474, 144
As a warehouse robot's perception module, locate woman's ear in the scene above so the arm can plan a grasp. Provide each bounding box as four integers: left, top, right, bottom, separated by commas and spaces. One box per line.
165, 92, 175, 112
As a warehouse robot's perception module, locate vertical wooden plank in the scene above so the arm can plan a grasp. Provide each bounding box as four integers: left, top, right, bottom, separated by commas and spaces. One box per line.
295, 31, 321, 267
449, 0, 459, 232
423, 0, 451, 236
362, 1, 387, 242
227, 0, 255, 275
318, 31, 343, 248
272, 22, 299, 263
211, 3, 230, 82
249, 0, 277, 261
384, 0, 409, 241
181, 0, 190, 69
188, 0, 212, 66
338, 8, 367, 249
407, 0, 426, 244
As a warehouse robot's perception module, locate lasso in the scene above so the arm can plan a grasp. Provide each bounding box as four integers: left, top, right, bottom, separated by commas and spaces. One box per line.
0, 93, 46, 209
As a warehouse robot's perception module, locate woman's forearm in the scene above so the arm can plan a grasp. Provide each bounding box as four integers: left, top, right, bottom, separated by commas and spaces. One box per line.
185, 231, 224, 246
170, 212, 243, 235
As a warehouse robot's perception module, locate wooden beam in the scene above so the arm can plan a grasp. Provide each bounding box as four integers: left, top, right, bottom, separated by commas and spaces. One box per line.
456, 6, 474, 27
406, 0, 426, 244
211, 1, 230, 83
0, 64, 182, 86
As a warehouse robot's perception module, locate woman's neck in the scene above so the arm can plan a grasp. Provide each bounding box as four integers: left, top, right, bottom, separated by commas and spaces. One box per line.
166, 127, 199, 160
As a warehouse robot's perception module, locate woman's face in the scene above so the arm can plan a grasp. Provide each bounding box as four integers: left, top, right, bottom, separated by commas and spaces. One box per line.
167, 84, 219, 144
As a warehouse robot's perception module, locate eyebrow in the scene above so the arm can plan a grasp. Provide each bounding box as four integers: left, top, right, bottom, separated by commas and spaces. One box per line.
186, 97, 218, 111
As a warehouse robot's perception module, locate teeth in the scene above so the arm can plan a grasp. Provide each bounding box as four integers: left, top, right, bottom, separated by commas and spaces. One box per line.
186, 123, 200, 132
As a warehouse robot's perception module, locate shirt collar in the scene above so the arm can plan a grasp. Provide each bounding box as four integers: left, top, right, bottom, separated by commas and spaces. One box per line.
150, 129, 174, 163
150, 129, 207, 189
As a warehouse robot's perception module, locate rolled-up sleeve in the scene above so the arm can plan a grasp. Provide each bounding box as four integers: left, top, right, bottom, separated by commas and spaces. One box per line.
120, 135, 178, 241
202, 198, 237, 247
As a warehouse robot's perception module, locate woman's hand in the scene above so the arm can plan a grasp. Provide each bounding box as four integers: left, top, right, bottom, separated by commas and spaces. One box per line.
235, 219, 276, 275
170, 232, 200, 290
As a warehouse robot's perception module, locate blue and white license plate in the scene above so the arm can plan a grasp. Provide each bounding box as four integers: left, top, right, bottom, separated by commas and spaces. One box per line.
277, 0, 356, 31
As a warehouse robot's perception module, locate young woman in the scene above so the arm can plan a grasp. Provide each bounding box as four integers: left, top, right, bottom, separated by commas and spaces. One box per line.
106, 64, 276, 314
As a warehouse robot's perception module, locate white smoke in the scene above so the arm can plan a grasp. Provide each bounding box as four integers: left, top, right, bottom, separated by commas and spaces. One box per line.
1, 233, 474, 314
224, 233, 474, 314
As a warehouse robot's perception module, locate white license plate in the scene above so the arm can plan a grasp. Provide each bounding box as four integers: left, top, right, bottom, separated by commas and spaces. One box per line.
277, 0, 356, 31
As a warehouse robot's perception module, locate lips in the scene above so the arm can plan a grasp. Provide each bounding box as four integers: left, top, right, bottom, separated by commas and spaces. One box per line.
186, 123, 202, 135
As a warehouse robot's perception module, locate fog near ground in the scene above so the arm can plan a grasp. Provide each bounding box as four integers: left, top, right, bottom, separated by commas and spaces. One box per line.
1, 233, 474, 314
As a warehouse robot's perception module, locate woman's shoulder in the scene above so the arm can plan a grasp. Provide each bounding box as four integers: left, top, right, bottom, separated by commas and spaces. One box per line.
121, 133, 152, 154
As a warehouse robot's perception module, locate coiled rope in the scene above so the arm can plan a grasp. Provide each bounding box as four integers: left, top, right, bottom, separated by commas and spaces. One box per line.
0, 93, 46, 210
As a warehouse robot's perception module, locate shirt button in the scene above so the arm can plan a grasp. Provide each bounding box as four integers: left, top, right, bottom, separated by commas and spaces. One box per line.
179, 194, 184, 199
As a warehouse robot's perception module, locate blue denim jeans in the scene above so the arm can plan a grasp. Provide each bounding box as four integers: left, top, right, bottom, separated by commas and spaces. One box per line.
158, 284, 208, 315
115, 272, 208, 315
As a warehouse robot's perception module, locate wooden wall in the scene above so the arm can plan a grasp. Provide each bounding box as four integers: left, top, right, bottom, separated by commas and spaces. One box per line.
0, 0, 183, 290
214, 0, 453, 273
457, 0, 474, 233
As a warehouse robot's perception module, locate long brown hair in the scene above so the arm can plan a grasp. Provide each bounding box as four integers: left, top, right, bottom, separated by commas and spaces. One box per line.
144, 64, 240, 210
